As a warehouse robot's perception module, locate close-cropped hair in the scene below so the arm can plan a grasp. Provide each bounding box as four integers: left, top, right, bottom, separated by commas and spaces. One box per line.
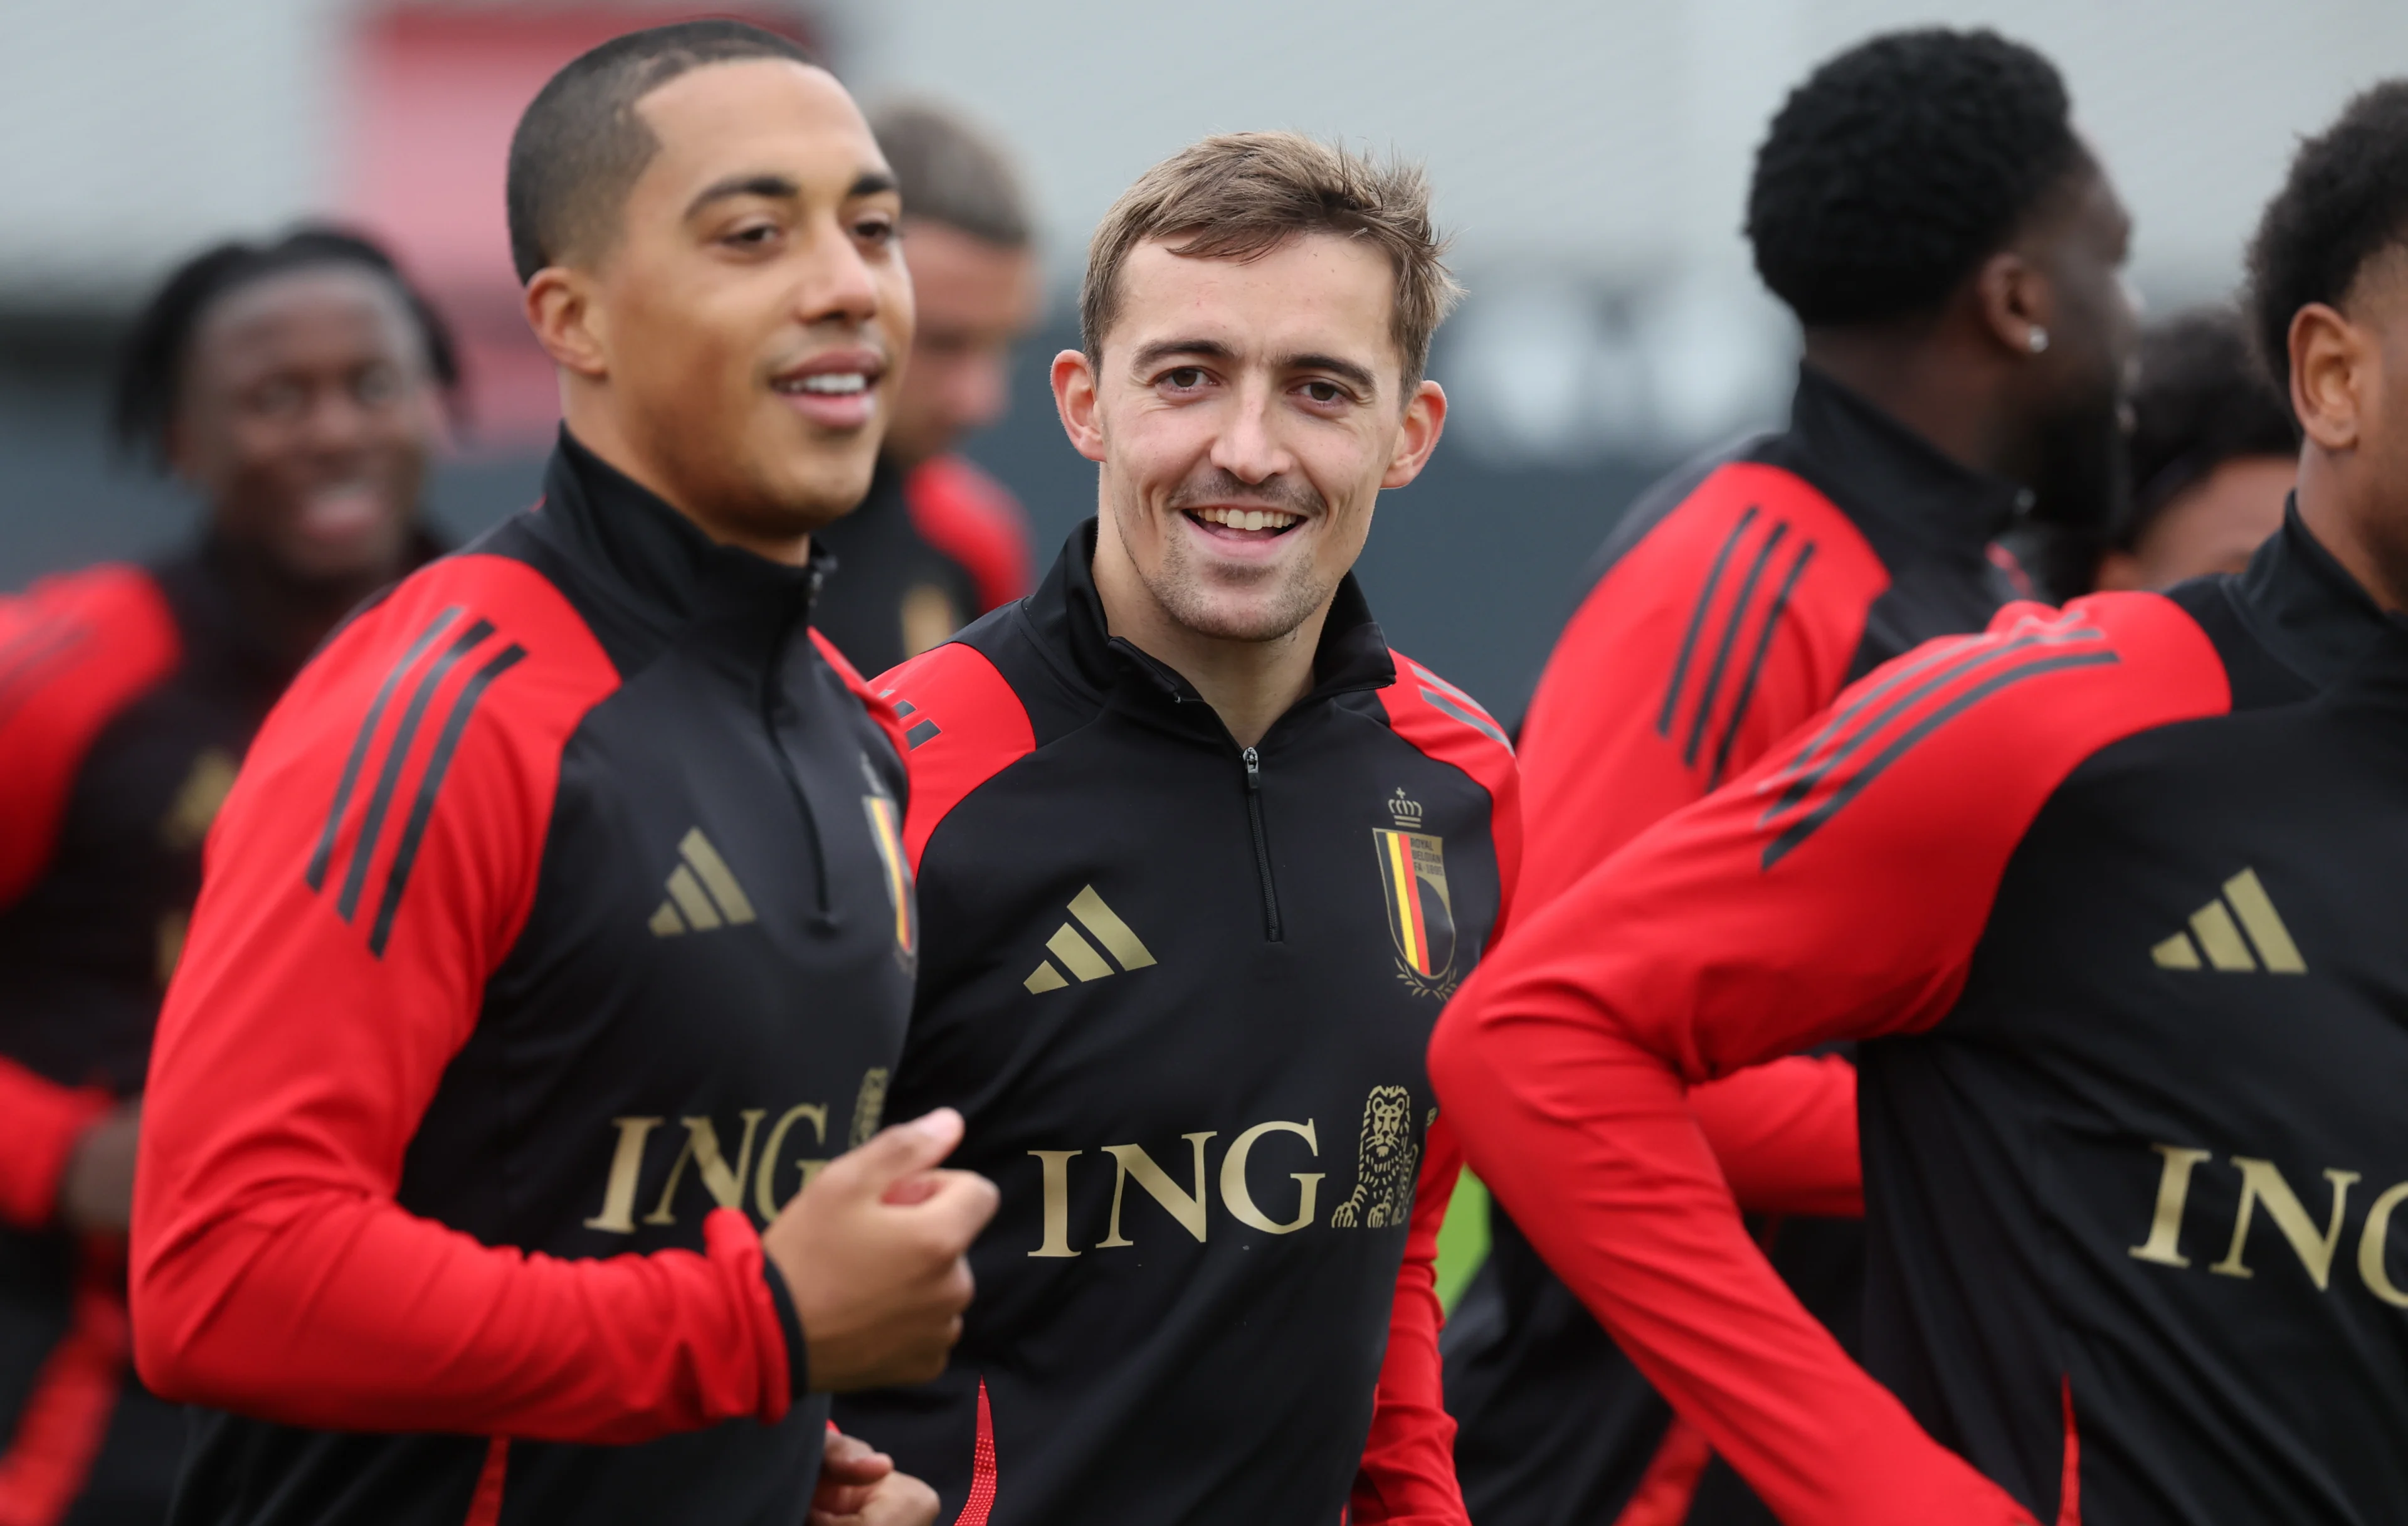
2244, 78, 2408, 395
2116, 308, 2299, 552
1079, 132, 1461, 388
505, 19, 817, 284
113, 225, 462, 469
870, 98, 1030, 248
1747, 28, 2083, 327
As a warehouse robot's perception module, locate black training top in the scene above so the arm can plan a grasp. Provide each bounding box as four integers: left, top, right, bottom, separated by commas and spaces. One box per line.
132, 430, 917, 1525
833, 524, 1519, 1526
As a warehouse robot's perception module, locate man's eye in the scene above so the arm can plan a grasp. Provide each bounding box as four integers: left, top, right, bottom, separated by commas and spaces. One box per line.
354, 364, 402, 408
727, 224, 779, 248
856, 218, 897, 245
1162, 368, 1207, 390
1302, 381, 1347, 405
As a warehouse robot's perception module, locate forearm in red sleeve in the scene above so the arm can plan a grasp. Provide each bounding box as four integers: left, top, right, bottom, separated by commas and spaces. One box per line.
1350, 1115, 1469, 1526
1692, 1055, 1861, 1218
0, 1056, 110, 1230
131, 566, 793, 1444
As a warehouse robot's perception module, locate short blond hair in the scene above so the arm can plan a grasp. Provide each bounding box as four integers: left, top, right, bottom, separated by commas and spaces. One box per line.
1080, 132, 1461, 386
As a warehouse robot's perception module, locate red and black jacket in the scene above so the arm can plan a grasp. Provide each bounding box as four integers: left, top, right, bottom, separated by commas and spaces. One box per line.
1444, 363, 2025, 1526
830, 524, 1515, 1525
1433, 508, 2408, 1524
810, 453, 1034, 677
131, 430, 918, 1525
0, 539, 366, 1525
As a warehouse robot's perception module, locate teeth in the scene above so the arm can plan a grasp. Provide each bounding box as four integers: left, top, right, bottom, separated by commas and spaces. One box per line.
781, 373, 868, 395
1195, 506, 1299, 532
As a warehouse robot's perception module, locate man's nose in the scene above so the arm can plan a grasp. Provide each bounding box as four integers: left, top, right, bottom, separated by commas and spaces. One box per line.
1210, 378, 1293, 483
796, 225, 881, 327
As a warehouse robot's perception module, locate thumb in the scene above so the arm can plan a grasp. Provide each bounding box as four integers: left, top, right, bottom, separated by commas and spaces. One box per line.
840, 1108, 964, 1190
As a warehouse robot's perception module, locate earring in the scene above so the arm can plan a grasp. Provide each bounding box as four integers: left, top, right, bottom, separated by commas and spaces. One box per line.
2027, 327, 2051, 354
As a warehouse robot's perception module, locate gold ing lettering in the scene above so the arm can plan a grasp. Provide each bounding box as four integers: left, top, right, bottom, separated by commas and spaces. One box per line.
1098, 1133, 1214, 1247
645, 1110, 767, 1225
2359, 1182, 2408, 1308
1028, 1151, 1082, 1258
1220, 1120, 1324, 1235
584, 1116, 666, 1234
2209, 1156, 2360, 1290
756, 1103, 831, 1219
2128, 1143, 2214, 1268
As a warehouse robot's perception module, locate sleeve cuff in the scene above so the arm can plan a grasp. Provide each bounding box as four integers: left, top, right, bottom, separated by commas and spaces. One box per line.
763, 1253, 811, 1399
0, 1074, 110, 1229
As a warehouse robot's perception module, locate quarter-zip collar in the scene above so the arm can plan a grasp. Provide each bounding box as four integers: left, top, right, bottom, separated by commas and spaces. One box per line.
2232, 498, 2408, 692
536, 427, 828, 653
1028, 518, 1397, 724
1781, 363, 2028, 568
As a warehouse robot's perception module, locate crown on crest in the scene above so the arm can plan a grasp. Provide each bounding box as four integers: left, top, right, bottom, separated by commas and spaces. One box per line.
1387, 787, 1424, 829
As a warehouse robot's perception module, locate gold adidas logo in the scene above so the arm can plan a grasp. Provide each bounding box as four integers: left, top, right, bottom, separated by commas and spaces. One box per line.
2151, 867, 2305, 973
1025, 886, 1156, 992
650, 829, 757, 936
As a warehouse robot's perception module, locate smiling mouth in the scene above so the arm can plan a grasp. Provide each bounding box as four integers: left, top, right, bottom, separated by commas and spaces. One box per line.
1186, 506, 1303, 536
773, 371, 872, 396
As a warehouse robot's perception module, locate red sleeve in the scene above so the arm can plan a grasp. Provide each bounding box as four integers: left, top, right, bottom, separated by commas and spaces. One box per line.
875, 642, 1035, 874
1375, 652, 1520, 936
132, 555, 796, 1443
1691, 1056, 1860, 1218
1351, 1115, 1470, 1526
902, 456, 1035, 615
1514, 465, 1887, 909
811, 626, 912, 766
1426, 595, 2231, 1525
0, 564, 180, 906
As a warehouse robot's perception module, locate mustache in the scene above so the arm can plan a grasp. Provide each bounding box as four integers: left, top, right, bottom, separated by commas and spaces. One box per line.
1166, 468, 1323, 517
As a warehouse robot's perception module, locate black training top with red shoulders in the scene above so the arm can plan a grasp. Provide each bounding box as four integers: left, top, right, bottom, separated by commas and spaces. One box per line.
1434, 507, 2408, 1524
811, 453, 1035, 676
831, 523, 1516, 1526
131, 430, 919, 1526
0, 534, 441, 1524
1446, 361, 2026, 1526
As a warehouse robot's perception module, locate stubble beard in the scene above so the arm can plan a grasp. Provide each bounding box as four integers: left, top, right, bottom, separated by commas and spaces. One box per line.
1138, 468, 1334, 644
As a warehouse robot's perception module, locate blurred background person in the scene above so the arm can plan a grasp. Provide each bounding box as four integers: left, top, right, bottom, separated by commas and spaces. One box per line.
811, 98, 1040, 673
0, 225, 452, 1526
2093, 307, 2299, 591
1444, 28, 2137, 1526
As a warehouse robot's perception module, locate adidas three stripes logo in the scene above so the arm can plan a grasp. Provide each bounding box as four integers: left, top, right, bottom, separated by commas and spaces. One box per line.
304, 605, 526, 958
1025, 887, 1156, 993
2152, 867, 2306, 973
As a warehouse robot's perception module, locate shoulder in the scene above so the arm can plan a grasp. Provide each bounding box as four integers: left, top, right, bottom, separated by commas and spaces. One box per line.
875, 637, 1038, 870
0, 563, 184, 901
1740, 592, 2229, 873
902, 455, 1034, 612
1377, 652, 1514, 786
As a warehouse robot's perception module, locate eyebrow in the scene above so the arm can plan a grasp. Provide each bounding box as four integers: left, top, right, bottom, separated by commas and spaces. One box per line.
682, 169, 899, 220
1129, 339, 1381, 396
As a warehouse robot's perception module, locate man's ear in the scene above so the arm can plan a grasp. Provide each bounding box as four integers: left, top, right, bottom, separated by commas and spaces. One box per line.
2290, 302, 2366, 453
524, 267, 608, 379
1052, 349, 1106, 464
1972, 250, 2055, 359
1381, 379, 1449, 489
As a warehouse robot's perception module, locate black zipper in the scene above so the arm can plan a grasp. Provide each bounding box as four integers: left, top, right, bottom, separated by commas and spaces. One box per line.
764, 610, 837, 930
1241, 746, 1282, 942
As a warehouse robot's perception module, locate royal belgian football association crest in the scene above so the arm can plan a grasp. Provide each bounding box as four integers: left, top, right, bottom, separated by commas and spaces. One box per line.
1373, 788, 1457, 999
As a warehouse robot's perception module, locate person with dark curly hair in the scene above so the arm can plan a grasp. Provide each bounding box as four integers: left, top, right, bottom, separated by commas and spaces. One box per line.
1444, 28, 2135, 1526
0, 225, 453, 1526
1432, 78, 2408, 1526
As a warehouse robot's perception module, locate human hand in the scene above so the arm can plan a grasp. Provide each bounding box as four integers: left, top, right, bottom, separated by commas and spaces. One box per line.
810, 1428, 938, 1525
58, 1101, 140, 1234
762, 1108, 998, 1392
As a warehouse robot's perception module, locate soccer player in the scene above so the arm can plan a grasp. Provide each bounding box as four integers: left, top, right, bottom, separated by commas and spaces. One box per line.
2091, 309, 2298, 591
822, 132, 1514, 1525
1443, 29, 2136, 1525
811, 100, 1039, 674
129, 22, 995, 1524
0, 226, 452, 1526
1432, 78, 2408, 1526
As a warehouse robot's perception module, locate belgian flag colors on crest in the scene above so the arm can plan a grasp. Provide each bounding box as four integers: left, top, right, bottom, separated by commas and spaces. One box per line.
1373, 829, 1457, 994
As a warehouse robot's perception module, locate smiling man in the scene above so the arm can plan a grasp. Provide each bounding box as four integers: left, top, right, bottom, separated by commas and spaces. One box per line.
827, 132, 1506, 1526
130, 23, 993, 1525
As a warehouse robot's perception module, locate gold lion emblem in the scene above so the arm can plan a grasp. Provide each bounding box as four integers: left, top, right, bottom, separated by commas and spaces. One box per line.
1329, 1085, 1419, 1229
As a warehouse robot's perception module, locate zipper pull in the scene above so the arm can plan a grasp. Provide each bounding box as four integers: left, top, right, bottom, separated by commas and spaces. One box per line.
1242, 746, 1262, 791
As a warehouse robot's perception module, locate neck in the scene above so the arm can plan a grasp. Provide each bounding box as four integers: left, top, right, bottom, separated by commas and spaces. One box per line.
1089, 528, 1326, 750
1803, 324, 2018, 479
213, 534, 403, 669
561, 401, 810, 566
2297, 451, 2408, 613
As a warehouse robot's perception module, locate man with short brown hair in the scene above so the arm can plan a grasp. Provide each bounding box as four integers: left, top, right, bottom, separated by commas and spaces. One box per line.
830, 132, 1513, 1525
